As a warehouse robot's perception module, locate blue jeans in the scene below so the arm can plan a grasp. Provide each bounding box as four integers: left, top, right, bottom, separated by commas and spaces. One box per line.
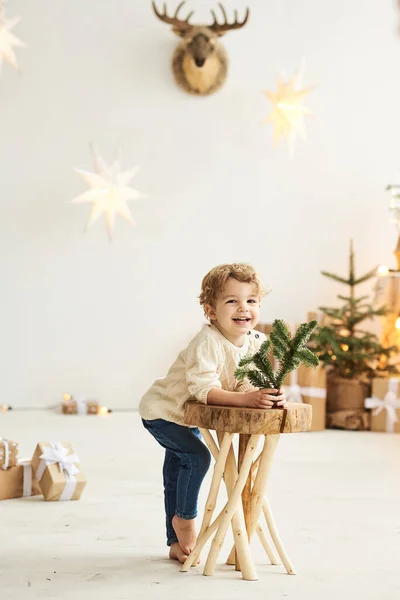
142, 418, 211, 546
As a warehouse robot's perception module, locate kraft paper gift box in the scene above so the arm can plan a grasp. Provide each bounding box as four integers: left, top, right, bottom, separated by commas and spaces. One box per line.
365, 378, 400, 433
326, 410, 370, 431
0, 459, 41, 500
62, 396, 99, 415
31, 442, 87, 501
0, 438, 19, 470
293, 364, 326, 431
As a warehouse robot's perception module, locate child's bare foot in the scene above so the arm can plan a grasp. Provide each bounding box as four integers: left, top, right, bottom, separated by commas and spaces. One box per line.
169, 543, 200, 566
169, 542, 188, 564
172, 515, 197, 556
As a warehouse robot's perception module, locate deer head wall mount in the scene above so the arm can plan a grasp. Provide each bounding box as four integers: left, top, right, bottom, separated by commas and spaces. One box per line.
152, 2, 249, 96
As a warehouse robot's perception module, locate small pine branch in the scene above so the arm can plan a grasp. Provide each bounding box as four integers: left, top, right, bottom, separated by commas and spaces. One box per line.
238, 355, 256, 368
252, 351, 275, 386
337, 295, 369, 304
318, 307, 343, 319
259, 339, 272, 356
269, 319, 291, 361
321, 271, 349, 285
246, 370, 268, 389
235, 320, 319, 395
354, 267, 379, 285
297, 347, 320, 367
292, 320, 318, 350
235, 366, 251, 382
272, 320, 292, 345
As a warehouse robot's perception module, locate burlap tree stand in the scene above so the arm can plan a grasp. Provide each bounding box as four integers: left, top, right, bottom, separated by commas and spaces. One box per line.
181, 402, 312, 581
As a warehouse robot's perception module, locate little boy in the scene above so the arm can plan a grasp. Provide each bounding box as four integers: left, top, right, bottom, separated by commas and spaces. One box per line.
139, 263, 287, 564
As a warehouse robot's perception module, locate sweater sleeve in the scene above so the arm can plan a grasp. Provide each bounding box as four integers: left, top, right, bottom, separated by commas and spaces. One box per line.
185, 337, 222, 404
235, 380, 256, 394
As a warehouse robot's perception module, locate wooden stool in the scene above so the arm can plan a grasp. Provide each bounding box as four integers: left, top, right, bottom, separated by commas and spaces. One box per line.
180, 402, 312, 581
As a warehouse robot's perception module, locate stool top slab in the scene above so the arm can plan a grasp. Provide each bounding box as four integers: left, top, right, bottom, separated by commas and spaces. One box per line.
184, 402, 312, 434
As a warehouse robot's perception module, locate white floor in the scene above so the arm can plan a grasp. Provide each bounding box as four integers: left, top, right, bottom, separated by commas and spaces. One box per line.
1, 411, 400, 600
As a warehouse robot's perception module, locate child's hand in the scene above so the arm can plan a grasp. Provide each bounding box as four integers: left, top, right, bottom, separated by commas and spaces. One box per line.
277, 388, 288, 409
243, 388, 287, 409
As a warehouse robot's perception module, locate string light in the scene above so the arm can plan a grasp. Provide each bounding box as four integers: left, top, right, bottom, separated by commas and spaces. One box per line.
377, 264, 389, 276
395, 316, 400, 330
340, 344, 349, 352
97, 406, 112, 416
2, 394, 135, 414
1, 404, 131, 413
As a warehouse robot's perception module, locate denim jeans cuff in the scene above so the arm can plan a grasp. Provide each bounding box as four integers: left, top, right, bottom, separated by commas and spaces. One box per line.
175, 509, 198, 520
167, 537, 179, 546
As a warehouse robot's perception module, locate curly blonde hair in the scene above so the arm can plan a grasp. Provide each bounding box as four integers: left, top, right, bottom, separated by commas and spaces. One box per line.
199, 263, 266, 311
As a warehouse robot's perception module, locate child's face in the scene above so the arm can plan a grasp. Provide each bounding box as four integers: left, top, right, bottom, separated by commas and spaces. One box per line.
206, 278, 260, 341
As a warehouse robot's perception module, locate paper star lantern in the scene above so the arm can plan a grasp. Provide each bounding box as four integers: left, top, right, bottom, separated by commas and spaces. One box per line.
264, 67, 313, 154
71, 146, 147, 241
0, 2, 26, 73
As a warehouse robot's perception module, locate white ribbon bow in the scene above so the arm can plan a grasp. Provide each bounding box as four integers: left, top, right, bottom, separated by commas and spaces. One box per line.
39, 442, 80, 476
285, 383, 303, 403
284, 370, 326, 404
73, 395, 87, 416
37, 442, 80, 501
17, 458, 34, 497
365, 382, 400, 433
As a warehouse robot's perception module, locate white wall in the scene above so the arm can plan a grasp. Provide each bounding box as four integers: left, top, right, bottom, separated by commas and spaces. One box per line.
1, 0, 400, 408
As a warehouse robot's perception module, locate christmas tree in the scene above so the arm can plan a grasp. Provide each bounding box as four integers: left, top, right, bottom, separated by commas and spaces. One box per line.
311, 240, 399, 380
235, 319, 319, 402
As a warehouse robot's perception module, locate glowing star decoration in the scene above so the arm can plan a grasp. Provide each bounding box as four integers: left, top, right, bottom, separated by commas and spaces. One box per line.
71, 147, 146, 241
0, 2, 26, 73
264, 67, 313, 154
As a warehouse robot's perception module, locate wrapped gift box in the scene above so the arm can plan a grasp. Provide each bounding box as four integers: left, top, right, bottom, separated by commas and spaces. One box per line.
31, 442, 87, 501
62, 395, 99, 415
365, 378, 400, 433
0, 459, 41, 500
0, 438, 19, 470
296, 364, 326, 431
326, 377, 370, 412
62, 400, 99, 415
326, 410, 370, 431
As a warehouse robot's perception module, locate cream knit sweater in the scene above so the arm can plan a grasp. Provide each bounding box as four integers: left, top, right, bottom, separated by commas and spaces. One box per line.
138, 324, 266, 426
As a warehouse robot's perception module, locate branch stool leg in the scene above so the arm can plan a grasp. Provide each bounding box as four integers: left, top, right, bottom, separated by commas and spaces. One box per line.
203, 434, 260, 578
263, 497, 296, 575
255, 523, 280, 565
182, 431, 258, 580
226, 511, 279, 565
227, 435, 282, 567
234, 434, 255, 570
198, 432, 233, 539
217, 432, 257, 580
248, 435, 280, 542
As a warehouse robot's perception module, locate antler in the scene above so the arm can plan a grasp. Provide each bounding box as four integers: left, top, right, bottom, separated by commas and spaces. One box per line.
152, 1, 194, 32
209, 3, 250, 34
